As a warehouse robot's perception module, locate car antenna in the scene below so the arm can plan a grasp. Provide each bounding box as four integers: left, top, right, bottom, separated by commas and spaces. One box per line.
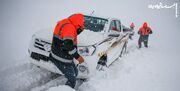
90, 10, 94, 16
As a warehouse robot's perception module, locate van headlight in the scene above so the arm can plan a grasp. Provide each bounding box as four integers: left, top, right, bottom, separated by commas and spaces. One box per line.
78, 46, 96, 56
44, 44, 51, 52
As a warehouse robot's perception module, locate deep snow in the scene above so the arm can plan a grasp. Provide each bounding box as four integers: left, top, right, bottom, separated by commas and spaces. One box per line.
0, 0, 180, 91
44, 34, 180, 91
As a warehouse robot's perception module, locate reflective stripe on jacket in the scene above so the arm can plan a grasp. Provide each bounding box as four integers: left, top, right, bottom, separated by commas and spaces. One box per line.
51, 19, 78, 63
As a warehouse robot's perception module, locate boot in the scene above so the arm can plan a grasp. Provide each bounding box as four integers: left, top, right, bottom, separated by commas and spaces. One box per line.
144, 40, 148, 48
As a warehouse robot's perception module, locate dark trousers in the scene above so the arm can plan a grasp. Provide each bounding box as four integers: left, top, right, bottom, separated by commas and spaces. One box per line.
138, 35, 149, 48
49, 54, 78, 88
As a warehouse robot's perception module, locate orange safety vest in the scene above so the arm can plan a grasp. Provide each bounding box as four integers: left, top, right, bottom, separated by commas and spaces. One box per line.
50, 14, 84, 63
53, 19, 77, 44
139, 27, 152, 35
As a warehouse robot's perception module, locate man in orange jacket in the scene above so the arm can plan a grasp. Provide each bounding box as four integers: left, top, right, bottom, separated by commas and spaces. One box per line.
49, 13, 86, 88
138, 22, 152, 48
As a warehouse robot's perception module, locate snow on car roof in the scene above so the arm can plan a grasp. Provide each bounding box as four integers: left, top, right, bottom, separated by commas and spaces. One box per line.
84, 13, 121, 23
84, 15, 108, 21
84, 12, 111, 19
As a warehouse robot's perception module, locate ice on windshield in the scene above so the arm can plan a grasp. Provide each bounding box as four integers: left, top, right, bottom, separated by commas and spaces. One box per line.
84, 15, 108, 32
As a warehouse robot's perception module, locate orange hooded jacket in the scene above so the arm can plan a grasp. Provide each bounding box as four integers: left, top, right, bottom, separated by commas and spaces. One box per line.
53, 14, 84, 45
51, 13, 84, 63
138, 22, 152, 35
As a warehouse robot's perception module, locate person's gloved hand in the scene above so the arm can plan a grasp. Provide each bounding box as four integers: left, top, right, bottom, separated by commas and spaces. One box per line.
149, 30, 152, 34
77, 55, 84, 64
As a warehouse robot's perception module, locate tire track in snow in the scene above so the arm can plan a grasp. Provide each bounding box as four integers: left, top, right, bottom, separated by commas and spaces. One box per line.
0, 62, 59, 91
31, 76, 67, 91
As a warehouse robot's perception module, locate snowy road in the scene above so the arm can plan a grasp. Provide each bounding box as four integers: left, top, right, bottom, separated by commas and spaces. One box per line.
77, 40, 180, 91
0, 41, 132, 91
0, 59, 84, 91
1, 34, 180, 91
0, 62, 60, 91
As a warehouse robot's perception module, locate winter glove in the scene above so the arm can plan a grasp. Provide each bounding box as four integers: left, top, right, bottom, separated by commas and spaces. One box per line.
149, 30, 152, 34
77, 55, 84, 64
138, 31, 142, 35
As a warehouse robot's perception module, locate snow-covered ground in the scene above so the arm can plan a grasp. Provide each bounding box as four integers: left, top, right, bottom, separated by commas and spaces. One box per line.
0, 0, 180, 91
77, 35, 180, 91
42, 34, 180, 91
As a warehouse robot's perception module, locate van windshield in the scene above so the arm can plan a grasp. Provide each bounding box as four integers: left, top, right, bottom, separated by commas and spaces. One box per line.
84, 15, 108, 32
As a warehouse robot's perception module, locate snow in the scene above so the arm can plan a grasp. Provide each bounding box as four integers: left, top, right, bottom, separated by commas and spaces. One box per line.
0, 0, 180, 91
78, 40, 180, 91
0, 62, 54, 91
78, 30, 105, 46
28, 29, 180, 91
47, 85, 75, 91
